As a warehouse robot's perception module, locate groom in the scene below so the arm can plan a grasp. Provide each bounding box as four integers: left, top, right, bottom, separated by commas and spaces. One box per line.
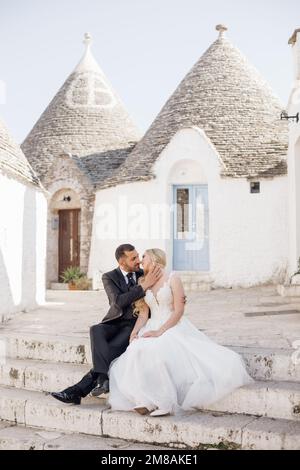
51, 243, 162, 405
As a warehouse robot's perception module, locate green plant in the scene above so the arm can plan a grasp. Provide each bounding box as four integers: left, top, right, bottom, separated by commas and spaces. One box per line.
73, 276, 92, 290
295, 257, 300, 275
60, 266, 85, 283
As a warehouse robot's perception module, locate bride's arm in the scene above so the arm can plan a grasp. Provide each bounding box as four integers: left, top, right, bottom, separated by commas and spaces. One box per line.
142, 274, 185, 338
129, 305, 149, 342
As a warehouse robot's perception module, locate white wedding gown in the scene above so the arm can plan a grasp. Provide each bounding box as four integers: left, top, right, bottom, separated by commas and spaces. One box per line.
108, 272, 253, 414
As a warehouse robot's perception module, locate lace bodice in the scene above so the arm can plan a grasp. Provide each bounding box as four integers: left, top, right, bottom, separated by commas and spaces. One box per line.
144, 271, 175, 322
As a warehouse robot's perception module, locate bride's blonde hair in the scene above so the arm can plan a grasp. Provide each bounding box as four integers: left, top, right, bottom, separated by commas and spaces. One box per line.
132, 248, 166, 317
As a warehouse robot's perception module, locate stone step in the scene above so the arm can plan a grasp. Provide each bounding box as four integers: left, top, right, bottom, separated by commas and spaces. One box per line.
1, 332, 93, 364
232, 345, 300, 383
0, 386, 299, 450
0, 359, 300, 421
277, 284, 300, 297
50, 283, 93, 291
0, 421, 169, 450
183, 282, 212, 292
177, 272, 213, 292
2, 332, 300, 382
206, 380, 300, 421
50, 282, 69, 291
176, 271, 212, 280
0, 358, 91, 393
94, 272, 213, 293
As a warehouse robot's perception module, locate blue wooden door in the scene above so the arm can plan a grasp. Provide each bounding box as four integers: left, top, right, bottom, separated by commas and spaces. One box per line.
172, 185, 209, 270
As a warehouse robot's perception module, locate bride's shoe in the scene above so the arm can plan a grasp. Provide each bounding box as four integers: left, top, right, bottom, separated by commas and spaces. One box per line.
134, 407, 150, 415
150, 409, 171, 417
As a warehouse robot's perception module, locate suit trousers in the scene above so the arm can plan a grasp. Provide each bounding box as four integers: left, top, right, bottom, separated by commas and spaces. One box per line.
73, 317, 136, 397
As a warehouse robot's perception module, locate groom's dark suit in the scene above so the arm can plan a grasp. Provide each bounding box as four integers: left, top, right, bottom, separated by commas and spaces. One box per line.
74, 266, 146, 397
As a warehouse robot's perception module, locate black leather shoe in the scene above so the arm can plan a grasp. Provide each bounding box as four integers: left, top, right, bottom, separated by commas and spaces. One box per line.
90, 379, 109, 397
50, 390, 81, 405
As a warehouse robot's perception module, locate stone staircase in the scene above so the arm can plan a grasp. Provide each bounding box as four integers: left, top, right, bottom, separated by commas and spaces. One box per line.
83, 271, 214, 293
177, 272, 213, 292
0, 331, 300, 449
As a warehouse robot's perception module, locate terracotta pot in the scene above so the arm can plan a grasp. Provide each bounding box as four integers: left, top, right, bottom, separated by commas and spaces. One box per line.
68, 282, 78, 290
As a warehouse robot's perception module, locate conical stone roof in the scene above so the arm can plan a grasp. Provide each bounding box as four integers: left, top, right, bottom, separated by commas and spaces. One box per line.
105, 25, 288, 187
0, 116, 40, 187
21, 33, 140, 180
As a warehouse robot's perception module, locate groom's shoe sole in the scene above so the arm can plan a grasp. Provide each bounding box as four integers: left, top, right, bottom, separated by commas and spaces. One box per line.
50, 391, 81, 405
134, 407, 150, 415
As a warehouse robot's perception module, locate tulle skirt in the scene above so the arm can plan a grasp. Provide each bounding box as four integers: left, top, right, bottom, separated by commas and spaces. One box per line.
108, 316, 253, 414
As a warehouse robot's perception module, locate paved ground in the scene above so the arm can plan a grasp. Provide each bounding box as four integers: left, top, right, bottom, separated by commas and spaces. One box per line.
1, 285, 299, 350
1, 285, 300, 450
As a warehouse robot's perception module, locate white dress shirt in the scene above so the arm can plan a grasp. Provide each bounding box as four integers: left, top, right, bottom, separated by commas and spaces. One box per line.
119, 267, 137, 285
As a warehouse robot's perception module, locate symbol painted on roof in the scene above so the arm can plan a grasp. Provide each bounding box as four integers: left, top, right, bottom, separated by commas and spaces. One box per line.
66, 71, 117, 110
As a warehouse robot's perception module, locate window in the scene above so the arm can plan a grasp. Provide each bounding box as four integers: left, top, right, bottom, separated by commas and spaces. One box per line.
250, 182, 260, 193
176, 188, 189, 239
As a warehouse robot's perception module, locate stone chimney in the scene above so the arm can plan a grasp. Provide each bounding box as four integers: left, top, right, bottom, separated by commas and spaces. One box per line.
288, 28, 300, 81
288, 29, 300, 117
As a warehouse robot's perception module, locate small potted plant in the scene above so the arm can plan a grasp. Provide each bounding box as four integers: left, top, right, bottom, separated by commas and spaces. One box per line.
60, 266, 85, 290
73, 276, 92, 290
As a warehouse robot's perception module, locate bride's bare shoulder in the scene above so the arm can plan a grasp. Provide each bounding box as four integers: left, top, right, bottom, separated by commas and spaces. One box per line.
168, 271, 180, 279
168, 271, 184, 287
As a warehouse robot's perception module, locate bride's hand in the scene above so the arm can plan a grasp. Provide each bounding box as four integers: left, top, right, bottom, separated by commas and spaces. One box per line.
142, 330, 161, 338
129, 333, 139, 343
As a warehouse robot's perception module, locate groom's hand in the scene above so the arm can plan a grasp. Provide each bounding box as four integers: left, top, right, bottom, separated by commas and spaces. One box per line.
140, 264, 162, 291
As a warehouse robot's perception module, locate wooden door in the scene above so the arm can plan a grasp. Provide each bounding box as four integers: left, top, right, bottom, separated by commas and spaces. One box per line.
58, 209, 80, 280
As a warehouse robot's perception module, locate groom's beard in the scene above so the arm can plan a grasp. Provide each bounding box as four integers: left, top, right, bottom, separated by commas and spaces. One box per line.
121, 264, 141, 272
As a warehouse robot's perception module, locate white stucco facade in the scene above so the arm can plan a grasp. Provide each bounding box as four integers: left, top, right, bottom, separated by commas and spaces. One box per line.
0, 171, 47, 318
287, 29, 300, 278
89, 127, 288, 288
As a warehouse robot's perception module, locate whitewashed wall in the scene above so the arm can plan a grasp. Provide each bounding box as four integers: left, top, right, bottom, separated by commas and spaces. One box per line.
287, 30, 300, 278
89, 127, 288, 287
0, 171, 47, 319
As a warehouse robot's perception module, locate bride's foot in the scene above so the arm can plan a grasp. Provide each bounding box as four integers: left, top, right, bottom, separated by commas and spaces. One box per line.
150, 409, 171, 417
134, 406, 150, 415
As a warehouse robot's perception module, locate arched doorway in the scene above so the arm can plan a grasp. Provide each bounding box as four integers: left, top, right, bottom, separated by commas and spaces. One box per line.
48, 188, 81, 282
58, 208, 81, 280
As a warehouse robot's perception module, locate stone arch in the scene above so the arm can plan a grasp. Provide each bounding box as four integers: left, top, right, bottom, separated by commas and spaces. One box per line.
46, 180, 94, 286
168, 158, 208, 185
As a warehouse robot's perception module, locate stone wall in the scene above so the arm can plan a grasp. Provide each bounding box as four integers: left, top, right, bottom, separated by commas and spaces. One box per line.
89, 127, 288, 288
42, 154, 95, 287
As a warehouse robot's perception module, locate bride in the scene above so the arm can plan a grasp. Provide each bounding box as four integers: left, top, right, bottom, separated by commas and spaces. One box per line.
108, 248, 253, 417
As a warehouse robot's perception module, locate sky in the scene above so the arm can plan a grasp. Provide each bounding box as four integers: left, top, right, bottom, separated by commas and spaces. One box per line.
0, 0, 299, 143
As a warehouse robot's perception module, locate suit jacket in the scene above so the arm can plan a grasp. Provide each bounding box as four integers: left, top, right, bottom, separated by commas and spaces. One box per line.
101, 267, 146, 323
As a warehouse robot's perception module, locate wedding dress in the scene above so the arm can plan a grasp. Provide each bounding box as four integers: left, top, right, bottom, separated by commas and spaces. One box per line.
108, 272, 253, 414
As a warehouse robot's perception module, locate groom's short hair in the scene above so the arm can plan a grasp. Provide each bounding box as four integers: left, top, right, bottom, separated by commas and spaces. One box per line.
115, 244, 135, 261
